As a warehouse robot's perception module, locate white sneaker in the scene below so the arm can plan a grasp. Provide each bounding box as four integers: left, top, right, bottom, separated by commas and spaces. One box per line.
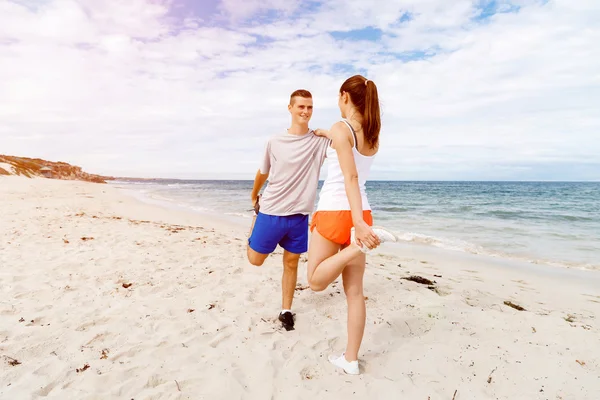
328, 353, 360, 375
351, 226, 397, 253
373, 226, 398, 243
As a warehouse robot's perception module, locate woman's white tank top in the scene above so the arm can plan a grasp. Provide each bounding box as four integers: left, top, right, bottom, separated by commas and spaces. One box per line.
316, 119, 375, 211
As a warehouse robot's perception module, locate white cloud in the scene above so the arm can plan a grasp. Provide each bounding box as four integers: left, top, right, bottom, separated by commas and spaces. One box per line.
0, 0, 598, 180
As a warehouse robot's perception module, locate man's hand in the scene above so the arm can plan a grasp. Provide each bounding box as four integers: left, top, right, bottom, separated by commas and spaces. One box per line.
251, 194, 260, 214
251, 169, 268, 214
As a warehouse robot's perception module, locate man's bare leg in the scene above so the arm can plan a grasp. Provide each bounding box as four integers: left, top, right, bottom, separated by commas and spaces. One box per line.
279, 250, 300, 330
282, 250, 300, 310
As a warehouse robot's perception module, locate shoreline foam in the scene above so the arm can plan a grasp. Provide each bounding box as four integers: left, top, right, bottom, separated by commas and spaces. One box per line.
112, 180, 600, 272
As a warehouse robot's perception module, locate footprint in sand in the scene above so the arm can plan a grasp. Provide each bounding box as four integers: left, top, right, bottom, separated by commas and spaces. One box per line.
300, 366, 321, 380
145, 374, 167, 389
84, 332, 115, 347
36, 380, 59, 397
310, 337, 340, 353
583, 294, 600, 304
75, 317, 111, 332
209, 331, 233, 348
112, 345, 144, 362
231, 364, 249, 388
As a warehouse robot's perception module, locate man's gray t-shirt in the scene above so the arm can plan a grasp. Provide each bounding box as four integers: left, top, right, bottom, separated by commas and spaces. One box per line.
259, 129, 330, 216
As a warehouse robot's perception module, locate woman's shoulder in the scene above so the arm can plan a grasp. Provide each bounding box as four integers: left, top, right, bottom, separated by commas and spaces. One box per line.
328, 122, 353, 145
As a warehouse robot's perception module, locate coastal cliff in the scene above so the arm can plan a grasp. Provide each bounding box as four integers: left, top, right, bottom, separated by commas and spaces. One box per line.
0, 155, 113, 184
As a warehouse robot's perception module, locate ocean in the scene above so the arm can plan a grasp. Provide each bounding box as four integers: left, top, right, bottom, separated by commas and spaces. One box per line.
112, 180, 600, 271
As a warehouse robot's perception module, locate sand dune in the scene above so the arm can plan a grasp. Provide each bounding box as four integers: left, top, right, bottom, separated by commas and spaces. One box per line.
1, 176, 599, 399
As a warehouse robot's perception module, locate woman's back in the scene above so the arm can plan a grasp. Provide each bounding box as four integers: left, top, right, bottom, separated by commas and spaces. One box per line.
317, 119, 376, 211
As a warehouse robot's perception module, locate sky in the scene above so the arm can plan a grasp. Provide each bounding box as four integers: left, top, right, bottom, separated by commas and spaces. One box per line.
1, 0, 599, 181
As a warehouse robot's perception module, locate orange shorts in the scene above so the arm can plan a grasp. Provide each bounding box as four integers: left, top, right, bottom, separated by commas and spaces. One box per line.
310, 210, 373, 246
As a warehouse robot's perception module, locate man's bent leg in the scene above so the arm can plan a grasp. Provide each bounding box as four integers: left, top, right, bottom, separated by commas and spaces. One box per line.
247, 213, 279, 266
247, 246, 269, 266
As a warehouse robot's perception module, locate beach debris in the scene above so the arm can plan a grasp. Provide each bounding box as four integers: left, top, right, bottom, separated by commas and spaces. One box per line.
175, 380, 181, 391
397, 263, 402, 267
576, 360, 585, 366
80, 236, 94, 241
100, 349, 109, 359
564, 314, 576, 323
503, 301, 526, 311
452, 389, 458, 400
122, 283, 133, 289
5, 356, 21, 366
63, 238, 69, 243
207, 304, 215, 310
434, 274, 442, 278
487, 367, 497, 384
295, 284, 309, 291
532, 327, 537, 333
402, 275, 435, 285
187, 309, 195, 313
18, 318, 24, 322
76, 363, 90, 373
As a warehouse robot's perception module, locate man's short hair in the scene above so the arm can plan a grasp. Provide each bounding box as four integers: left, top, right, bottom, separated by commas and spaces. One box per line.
290, 89, 312, 105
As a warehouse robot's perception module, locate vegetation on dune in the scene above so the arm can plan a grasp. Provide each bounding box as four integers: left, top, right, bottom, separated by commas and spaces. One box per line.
0, 154, 113, 183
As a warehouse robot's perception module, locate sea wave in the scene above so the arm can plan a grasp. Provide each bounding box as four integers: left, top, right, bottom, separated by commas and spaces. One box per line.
391, 230, 600, 271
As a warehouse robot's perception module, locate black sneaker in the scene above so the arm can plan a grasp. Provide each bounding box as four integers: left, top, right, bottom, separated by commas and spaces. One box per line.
278, 311, 295, 331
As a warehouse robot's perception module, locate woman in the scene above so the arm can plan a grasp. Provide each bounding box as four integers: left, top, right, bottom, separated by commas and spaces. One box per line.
308, 74, 397, 375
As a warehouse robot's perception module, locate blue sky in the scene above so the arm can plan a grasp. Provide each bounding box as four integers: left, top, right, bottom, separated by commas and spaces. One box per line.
0, 0, 598, 180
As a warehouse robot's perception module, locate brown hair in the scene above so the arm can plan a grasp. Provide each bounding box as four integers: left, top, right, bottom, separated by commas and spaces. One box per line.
340, 75, 381, 149
289, 89, 312, 105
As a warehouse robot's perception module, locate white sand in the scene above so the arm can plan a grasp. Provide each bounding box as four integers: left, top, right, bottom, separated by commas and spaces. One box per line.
1, 176, 599, 399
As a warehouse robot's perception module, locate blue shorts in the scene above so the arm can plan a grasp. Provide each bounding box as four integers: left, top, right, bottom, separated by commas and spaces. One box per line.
248, 212, 309, 255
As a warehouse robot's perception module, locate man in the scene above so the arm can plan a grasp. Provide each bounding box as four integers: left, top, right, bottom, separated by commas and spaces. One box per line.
247, 89, 330, 331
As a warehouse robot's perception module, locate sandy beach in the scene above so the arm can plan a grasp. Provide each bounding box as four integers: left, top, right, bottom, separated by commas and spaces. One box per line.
1, 176, 599, 400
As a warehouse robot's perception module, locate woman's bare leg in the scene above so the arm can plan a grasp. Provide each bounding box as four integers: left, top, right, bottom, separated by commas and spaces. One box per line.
306, 229, 341, 289
307, 229, 364, 292
341, 252, 366, 361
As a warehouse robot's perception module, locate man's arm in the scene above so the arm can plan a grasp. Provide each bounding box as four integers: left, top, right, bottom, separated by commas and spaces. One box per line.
251, 140, 271, 206
251, 169, 269, 205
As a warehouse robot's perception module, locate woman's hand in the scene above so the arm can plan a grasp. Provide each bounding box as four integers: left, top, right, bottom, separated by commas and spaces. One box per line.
353, 219, 380, 250
314, 128, 330, 138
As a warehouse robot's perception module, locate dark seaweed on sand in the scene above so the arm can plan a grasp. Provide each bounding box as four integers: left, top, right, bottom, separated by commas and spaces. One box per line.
504, 301, 526, 311
401, 275, 435, 285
